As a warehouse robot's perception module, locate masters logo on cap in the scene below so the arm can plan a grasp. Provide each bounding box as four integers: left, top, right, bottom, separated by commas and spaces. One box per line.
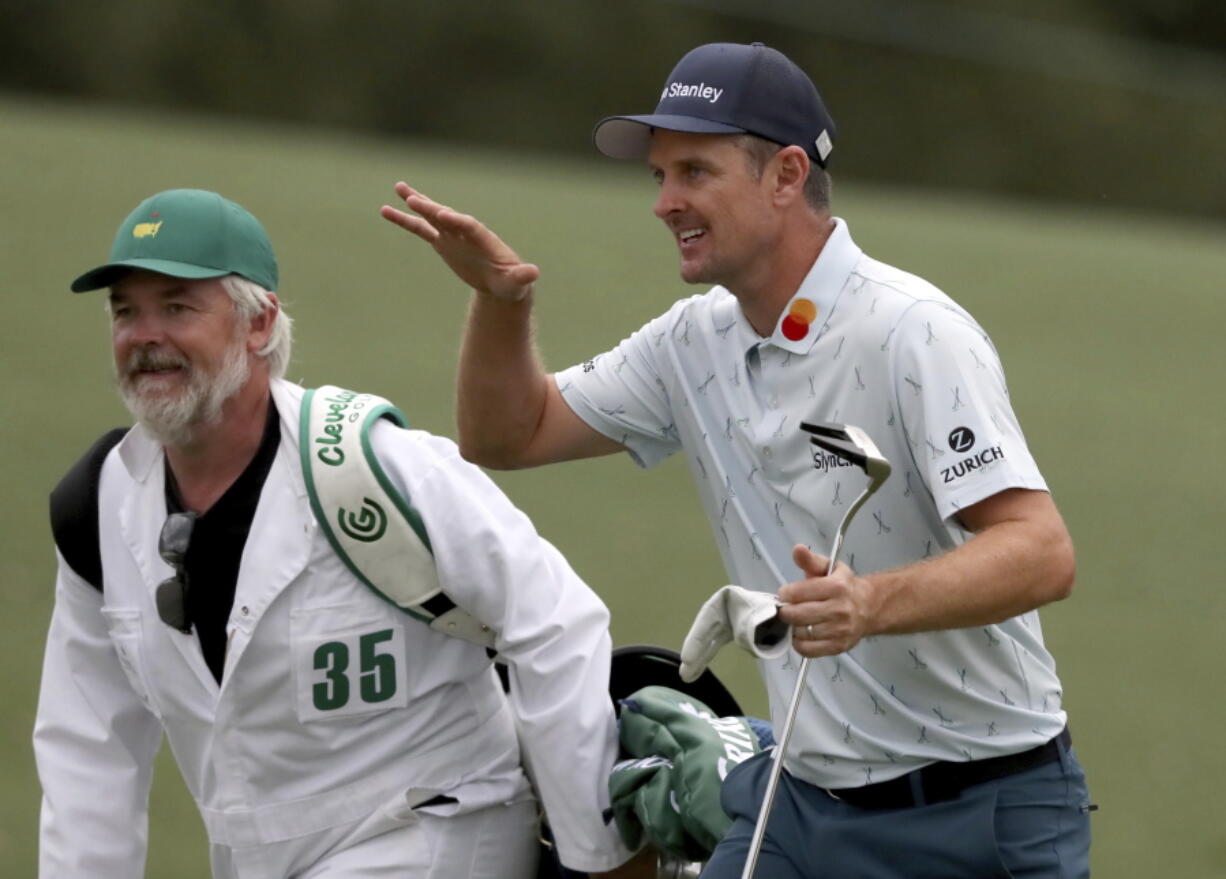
70, 189, 278, 293
132, 220, 163, 239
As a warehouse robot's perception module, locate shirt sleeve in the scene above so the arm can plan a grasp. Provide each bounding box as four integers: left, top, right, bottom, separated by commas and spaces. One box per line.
891, 301, 1047, 524
371, 425, 637, 873
555, 306, 685, 470
34, 555, 163, 878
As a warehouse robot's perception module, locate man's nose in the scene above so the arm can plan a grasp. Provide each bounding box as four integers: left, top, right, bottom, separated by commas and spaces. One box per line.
653, 180, 684, 220
120, 312, 167, 346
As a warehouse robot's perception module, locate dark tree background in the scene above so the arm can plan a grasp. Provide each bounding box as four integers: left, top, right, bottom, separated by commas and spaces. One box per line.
2, 0, 1222, 217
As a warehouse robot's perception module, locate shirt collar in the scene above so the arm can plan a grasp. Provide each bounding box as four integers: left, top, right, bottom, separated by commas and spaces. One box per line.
766, 217, 862, 355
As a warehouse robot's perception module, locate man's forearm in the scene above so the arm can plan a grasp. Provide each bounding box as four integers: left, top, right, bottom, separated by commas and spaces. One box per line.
865, 513, 1075, 636
456, 290, 550, 468
781, 489, 1076, 655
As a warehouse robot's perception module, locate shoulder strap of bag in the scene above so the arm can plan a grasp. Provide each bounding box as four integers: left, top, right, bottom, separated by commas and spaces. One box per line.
49, 427, 130, 591
299, 386, 495, 649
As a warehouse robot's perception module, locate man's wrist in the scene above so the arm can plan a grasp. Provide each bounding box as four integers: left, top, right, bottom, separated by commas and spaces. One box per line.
472, 284, 533, 305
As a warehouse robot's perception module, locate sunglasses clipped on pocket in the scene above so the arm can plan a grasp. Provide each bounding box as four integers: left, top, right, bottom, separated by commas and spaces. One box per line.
156, 511, 198, 633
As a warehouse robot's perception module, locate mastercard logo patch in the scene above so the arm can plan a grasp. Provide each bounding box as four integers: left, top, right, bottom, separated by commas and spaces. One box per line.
780, 298, 818, 341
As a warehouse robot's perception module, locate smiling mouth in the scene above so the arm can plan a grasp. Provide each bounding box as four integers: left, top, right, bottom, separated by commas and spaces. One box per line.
125, 350, 190, 386
678, 228, 705, 246
133, 365, 184, 377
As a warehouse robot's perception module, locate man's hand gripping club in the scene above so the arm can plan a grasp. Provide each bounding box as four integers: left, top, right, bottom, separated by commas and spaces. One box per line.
778, 544, 877, 658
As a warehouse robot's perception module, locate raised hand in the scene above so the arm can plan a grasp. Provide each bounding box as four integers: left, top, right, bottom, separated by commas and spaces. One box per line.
380, 181, 540, 302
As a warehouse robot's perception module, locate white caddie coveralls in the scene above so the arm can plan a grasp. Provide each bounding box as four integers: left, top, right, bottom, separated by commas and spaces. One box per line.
34, 379, 633, 877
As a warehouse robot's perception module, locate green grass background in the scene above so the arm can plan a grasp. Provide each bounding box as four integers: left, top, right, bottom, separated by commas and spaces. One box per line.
3, 93, 1224, 876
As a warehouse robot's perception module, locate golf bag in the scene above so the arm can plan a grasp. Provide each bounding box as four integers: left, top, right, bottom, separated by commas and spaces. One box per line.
536, 644, 746, 879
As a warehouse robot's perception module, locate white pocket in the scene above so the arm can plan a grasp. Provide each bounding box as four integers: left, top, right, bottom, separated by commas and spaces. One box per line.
100, 606, 161, 717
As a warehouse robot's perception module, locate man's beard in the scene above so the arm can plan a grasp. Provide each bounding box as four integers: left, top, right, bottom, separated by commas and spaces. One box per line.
116, 334, 251, 448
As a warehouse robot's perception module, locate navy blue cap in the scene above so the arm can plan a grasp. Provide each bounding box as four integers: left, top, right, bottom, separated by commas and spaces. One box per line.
593, 42, 836, 168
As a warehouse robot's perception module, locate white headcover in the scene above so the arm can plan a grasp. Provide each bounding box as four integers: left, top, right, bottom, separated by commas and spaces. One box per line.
679, 585, 789, 682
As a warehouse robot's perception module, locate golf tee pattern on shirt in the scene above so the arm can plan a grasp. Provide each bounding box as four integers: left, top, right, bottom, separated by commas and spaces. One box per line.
557, 219, 1065, 789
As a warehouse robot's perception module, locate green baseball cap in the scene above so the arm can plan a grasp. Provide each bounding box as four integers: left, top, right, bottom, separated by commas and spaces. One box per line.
70, 189, 278, 293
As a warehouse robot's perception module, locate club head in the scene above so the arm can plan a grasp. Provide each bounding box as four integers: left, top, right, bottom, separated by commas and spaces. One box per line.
800, 421, 891, 488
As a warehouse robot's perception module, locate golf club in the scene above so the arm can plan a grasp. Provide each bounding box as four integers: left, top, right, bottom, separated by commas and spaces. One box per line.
739, 421, 892, 879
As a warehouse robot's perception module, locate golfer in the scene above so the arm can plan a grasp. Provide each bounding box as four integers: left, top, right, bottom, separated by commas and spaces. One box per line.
385, 41, 1093, 879
35, 188, 651, 878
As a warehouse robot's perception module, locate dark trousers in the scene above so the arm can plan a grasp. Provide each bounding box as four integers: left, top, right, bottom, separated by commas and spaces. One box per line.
702, 738, 1093, 878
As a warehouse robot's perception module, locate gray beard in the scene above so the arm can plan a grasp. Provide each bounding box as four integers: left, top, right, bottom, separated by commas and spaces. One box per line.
116, 335, 251, 448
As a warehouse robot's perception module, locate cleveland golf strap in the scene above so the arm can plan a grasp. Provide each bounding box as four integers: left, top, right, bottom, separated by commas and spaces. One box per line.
300, 385, 496, 650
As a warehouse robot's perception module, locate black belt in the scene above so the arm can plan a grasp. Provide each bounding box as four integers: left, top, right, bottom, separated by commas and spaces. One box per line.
827, 727, 1071, 810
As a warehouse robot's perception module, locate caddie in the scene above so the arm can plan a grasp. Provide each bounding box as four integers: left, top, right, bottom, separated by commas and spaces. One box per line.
384, 41, 1094, 879
34, 188, 653, 879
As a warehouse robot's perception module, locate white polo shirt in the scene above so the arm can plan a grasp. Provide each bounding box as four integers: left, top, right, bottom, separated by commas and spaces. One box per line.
556, 219, 1067, 788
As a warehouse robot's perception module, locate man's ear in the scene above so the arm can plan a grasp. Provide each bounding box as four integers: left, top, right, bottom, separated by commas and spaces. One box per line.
247, 293, 279, 353
771, 146, 811, 207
